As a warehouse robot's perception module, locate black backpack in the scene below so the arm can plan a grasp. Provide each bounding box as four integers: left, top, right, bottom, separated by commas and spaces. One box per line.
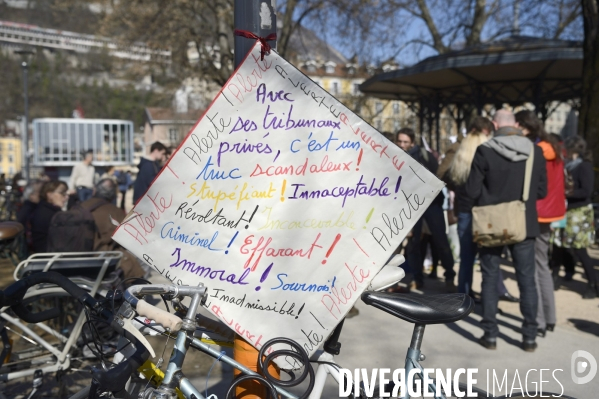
47, 199, 108, 252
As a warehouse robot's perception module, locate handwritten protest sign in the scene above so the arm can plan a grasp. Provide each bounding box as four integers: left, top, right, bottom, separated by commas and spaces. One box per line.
112, 41, 444, 363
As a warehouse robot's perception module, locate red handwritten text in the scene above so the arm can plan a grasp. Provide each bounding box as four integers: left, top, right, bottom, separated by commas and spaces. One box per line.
239, 233, 324, 271
225, 52, 272, 104
122, 191, 173, 245
321, 262, 370, 320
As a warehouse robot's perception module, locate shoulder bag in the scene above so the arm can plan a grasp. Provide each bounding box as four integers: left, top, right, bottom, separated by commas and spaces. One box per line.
472, 148, 534, 247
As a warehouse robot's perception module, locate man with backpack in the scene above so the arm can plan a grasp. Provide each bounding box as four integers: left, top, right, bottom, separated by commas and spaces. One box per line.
466, 109, 547, 352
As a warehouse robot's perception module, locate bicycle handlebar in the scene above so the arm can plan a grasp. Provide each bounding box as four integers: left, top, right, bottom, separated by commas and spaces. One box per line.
123, 284, 208, 333
136, 299, 183, 332
1, 271, 101, 323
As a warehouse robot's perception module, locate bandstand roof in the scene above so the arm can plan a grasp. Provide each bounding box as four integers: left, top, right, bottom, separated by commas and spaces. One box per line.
359, 36, 582, 107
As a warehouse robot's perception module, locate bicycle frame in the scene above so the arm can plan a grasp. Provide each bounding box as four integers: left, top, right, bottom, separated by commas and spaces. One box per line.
308, 351, 343, 399
401, 324, 447, 399
124, 257, 406, 399
124, 285, 300, 399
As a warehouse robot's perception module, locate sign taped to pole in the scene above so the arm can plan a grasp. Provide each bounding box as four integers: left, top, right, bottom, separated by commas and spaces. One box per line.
113, 42, 444, 363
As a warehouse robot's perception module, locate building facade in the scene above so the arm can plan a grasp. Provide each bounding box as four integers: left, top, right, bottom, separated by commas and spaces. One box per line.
0, 136, 22, 177
143, 107, 204, 155
296, 57, 415, 140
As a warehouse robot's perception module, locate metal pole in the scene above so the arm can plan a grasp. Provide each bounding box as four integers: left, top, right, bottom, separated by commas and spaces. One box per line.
234, 0, 277, 68
22, 61, 30, 182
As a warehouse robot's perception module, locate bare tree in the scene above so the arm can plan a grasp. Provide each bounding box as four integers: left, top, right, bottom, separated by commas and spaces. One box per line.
385, 0, 582, 61
95, 0, 406, 86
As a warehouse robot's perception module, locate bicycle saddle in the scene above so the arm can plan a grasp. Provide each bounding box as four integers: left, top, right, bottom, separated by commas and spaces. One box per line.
0, 222, 23, 241
361, 292, 474, 324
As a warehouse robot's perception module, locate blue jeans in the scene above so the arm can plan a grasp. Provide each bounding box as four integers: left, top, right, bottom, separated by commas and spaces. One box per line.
406, 203, 456, 283
77, 187, 93, 202
457, 212, 509, 296
457, 213, 476, 294
479, 238, 538, 341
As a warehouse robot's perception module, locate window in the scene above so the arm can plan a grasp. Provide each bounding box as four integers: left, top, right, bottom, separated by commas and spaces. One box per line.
8, 143, 13, 151
376, 120, 382, 131
305, 62, 317, 74
375, 102, 383, 113
168, 128, 179, 144
325, 62, 336, 74
9, 167, 14, 175
8, 155, 13, 163
0, 154, 2, 162
393, 120, 401, 131
393, 103, 400, 115
353, 83, 360, 95
332, 82, 339, 95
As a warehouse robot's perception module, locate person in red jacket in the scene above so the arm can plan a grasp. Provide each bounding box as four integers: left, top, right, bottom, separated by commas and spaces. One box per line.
516, 110, 565, 336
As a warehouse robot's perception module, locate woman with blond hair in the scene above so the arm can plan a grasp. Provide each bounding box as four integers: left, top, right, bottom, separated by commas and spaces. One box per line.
446, 117, 494, 297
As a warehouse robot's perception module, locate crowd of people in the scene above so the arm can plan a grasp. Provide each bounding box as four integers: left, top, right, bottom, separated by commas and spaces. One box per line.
14, 141, 170, 278
388, 108, 597, 352
7, 112, 598, 353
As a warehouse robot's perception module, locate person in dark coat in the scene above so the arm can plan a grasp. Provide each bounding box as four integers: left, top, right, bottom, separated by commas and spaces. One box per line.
553, 136, 597, 299
133, 141, 167, 204
396, 128, 456, 292
82, 179, 145, 279
466, 109, 547, 352
516, 110, 564, 336
17, 180, 43, 253
31, 180, 69, 253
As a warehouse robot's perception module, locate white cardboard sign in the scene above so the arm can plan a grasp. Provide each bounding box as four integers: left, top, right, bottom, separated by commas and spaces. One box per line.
112, 42, 443, 363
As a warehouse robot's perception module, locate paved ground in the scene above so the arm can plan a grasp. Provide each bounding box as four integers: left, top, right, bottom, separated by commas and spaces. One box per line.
1, 250, 597, 398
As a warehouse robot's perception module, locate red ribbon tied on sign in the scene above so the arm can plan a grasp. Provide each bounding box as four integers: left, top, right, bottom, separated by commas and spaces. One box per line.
234, 29, 277, 61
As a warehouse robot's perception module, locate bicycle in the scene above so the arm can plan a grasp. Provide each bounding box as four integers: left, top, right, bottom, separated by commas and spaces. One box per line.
79, 254, 577, 399
0, 251, 124, 398
62, 256, 412, 399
